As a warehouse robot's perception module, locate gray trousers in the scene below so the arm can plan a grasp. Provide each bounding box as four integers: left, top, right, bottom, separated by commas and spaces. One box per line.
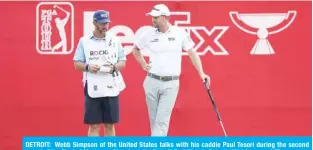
143, 76, 180, 136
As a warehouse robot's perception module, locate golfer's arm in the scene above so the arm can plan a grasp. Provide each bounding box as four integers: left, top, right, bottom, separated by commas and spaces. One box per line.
132, 46, 147, 67
74, 61, 88, 72
188, 50, 204, 76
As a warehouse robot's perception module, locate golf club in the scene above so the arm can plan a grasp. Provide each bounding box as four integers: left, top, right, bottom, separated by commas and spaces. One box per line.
204, 78, 227, 136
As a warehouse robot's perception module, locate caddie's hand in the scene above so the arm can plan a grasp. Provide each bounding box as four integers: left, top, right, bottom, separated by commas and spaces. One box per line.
142, 61, 152, 71
201, 73, 210, 88
102, 64, 114, 73
90, 64, 100, 73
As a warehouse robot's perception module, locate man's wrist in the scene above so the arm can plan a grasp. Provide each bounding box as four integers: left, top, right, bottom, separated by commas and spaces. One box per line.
111, 65, 116, 73
198, 71, 204, 76
85, 64, 89, 72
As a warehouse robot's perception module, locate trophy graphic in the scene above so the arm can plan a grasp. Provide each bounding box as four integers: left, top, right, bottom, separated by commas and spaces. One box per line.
229, 11, 296, 55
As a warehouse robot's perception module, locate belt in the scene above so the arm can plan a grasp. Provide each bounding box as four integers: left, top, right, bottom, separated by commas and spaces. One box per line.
147, 72, 179, 82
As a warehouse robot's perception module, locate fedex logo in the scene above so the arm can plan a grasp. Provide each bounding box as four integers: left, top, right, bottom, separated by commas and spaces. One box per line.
83, 11, 229, 56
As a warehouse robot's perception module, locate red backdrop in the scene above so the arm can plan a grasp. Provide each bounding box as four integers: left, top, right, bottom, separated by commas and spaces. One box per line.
0, 1, 311, 149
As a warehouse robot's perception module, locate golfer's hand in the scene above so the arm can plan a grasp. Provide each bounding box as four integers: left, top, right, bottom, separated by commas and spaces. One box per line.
89, 64, 100, 73
201, 73, 210, 87
142, 62, 151, 71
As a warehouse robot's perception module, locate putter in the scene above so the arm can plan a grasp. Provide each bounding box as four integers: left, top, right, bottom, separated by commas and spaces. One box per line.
204, 78, 228, 137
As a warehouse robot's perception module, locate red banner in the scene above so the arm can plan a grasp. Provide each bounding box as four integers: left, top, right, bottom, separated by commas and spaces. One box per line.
0, 1, 311, 149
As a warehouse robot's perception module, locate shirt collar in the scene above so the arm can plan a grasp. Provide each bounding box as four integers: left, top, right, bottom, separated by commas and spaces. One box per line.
89, 33, 106, 41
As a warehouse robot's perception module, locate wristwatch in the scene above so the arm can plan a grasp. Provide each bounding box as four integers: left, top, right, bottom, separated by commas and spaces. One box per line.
85, 64, 89, 72
112, 65, 116, 73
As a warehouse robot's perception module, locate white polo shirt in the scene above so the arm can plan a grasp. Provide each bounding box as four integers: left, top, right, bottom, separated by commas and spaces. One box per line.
135, 25, 195, 76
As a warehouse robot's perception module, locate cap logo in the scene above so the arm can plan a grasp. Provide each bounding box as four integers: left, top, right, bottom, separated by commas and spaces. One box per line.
152, 7, 160, 11
100, 14, 108, 18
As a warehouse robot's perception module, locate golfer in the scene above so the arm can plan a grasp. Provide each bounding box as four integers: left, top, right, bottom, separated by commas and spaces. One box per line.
132, 4, 210, 136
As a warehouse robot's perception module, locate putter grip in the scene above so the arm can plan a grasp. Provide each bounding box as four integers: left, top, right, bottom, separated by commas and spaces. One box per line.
204, 78, 209, 89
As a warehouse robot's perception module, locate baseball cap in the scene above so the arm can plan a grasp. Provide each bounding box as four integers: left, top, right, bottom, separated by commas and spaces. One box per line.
146, 4, 170, 17
93, 10, 111, 23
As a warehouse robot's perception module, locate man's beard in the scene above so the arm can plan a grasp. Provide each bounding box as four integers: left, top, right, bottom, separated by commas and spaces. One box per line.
96, 26, 107, 33
99, 29, 107, 33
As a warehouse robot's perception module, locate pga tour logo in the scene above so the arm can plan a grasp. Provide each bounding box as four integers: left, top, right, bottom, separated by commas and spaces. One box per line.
36, 2, 74, 55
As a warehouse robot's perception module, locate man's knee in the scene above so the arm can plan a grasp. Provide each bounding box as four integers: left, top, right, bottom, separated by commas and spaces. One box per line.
104, 124, 115, 130
89, 124, 101, 132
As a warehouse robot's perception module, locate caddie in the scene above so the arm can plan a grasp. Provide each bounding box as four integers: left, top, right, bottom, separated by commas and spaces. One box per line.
73, 10, 126, 136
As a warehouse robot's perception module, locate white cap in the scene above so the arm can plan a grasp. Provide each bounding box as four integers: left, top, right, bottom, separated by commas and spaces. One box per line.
145, 4, 170, 17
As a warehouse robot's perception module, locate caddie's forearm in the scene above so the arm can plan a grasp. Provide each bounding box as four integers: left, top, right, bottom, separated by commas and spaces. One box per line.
114, 61, 126, 72
189, 52, 204, 76
74, 61, 88, 72
132, 49, 147, 67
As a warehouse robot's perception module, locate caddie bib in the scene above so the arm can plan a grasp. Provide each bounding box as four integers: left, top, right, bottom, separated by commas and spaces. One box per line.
82, 34, 126, 98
